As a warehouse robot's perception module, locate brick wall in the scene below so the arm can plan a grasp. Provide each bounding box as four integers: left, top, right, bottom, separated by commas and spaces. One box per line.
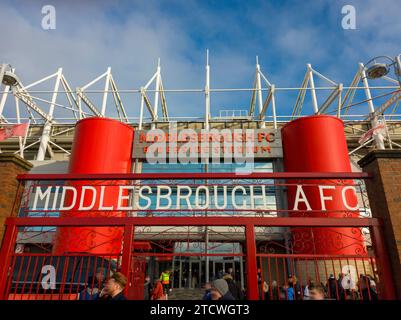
0, 154, 32, 246
358, 150, 401, 298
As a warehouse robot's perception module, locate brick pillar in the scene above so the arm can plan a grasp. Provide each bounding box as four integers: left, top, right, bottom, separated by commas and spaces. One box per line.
0, 154, 32, 245
358, 150, 401, 299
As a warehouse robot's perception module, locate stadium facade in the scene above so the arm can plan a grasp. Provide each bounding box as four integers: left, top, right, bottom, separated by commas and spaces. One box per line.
0, 58, 401, 300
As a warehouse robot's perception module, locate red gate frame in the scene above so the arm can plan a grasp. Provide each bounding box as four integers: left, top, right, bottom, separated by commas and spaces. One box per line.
0, 172, 396, 300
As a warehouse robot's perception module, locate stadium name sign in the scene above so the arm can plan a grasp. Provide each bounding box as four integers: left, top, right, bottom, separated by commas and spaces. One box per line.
31, 184, 359, 212
132, 128, 283, 161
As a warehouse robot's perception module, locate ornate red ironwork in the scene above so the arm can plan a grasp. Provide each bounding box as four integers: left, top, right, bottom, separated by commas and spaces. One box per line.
0, 172, 396, 300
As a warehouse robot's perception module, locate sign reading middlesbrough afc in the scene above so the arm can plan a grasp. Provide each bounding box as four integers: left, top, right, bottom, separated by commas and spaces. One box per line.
31, 183, 359, 213
132, 128, 283, 159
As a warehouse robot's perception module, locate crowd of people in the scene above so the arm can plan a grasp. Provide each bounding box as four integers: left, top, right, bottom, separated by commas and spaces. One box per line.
257, 273, 378, 301
201, 271, 378, 301
78, 267, 378, 301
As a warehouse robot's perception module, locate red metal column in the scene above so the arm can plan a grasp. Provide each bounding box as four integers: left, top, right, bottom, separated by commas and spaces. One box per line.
0, 221, 17, 299
245, 224, 258, 300
120, 223, 134, 299
282, 115, 364, 255
53, 117, 134, 254
370, 225, 397, 299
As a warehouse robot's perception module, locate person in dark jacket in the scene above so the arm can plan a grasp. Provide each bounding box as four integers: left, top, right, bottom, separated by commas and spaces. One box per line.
97, 272, 127, 300
359, 275, 378, 300
144, 275, 153, 300
210, 279, 235, 300
79, 267, 106, 300
337, 273, 346, 300
327, 274, 338, 299
223, 274, 244, 300
202, 282, 212, 300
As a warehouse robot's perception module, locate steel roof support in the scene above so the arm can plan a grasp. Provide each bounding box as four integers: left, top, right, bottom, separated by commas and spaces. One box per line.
360, 63, 385, 150
110, 75, 128, 123
152, 60, 161, 129
101, 67, 111, 116
256, 58, 263, 116
205, 50, 210, 130
307, 64, 319, 114
37, 68, 62, 160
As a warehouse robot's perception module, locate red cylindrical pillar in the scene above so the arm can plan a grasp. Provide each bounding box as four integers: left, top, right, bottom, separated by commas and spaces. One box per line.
53, 117, 134, 254
282, 115, 365, 255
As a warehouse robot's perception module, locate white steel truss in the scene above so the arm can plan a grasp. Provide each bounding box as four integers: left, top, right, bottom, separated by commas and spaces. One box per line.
1, 53, 401, 160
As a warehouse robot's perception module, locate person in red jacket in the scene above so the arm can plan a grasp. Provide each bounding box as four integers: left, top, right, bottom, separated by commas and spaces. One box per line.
151, 279, 166, 300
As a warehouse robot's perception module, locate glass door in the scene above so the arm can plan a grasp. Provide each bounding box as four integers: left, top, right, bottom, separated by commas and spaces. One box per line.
189, 260, 201, 289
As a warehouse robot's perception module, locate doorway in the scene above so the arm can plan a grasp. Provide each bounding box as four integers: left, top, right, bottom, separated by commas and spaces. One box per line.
174, 258, 202, 289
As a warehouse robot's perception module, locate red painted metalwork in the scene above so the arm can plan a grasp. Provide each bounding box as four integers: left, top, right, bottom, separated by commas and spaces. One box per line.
0, 224, 18, 299
16, 171, 372, 181
245, 225, 258, 300
0, 172, 396, 300
0, 216, 394, 300
282, 115, 364, 255
370, 225, 397, 300
53, 117, 134, 255
120, 223, 134, 299
4, 216, 381, 227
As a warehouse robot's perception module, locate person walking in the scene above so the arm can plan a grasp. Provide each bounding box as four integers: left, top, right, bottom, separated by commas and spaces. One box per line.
144, 275, 153, 300
151, 278, 166, 300
327, 274, 338, 299
210, 279, 235, 300
79, 267, 106, 300
269, 280, 279, 300
359, 275, 378, 300
160, 270, 170, 295
223, 273, 244, 300
309, 283, 326, 300
202, 282, 212, 300
337, 273, 346, 300
303, 280, 315, 300
97, 272, 127, 300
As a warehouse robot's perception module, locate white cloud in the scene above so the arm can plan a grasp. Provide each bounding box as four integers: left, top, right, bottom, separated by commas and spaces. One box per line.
0, 0, 400, 120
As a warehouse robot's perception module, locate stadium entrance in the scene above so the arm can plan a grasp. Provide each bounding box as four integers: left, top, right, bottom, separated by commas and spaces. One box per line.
0, 172, 394, 300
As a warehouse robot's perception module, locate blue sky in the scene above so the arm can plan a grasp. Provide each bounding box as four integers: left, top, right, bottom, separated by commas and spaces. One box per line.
0, 0, 400, 121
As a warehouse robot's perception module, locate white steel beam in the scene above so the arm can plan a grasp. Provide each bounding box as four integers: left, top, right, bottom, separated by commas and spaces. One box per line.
307, 64, 318, 113
318, 86, 341, 114
76, 88, 102, 117
292, 72, 309, 119
37, 68, 62, 160
205, 50, 210, 130
159, 78, 169, 120
256, 57, 263, 115
0, 83, 11, 118
101, 67, 111, 116
14, 93, 23, 157
248, 77, 257, 116
360, 62, 385, 150
13, 87, 53, 122
81, 69, 109, 90
337, 83, 343, 118
110, 76, 128, 122
153, 60, 161, 126
271, 85, 277, 129
20, 71, 59, 90
139, 93, 145, 130
61, 75, 81, 119
141, 88, 157, 120
259, 86, 274, 122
